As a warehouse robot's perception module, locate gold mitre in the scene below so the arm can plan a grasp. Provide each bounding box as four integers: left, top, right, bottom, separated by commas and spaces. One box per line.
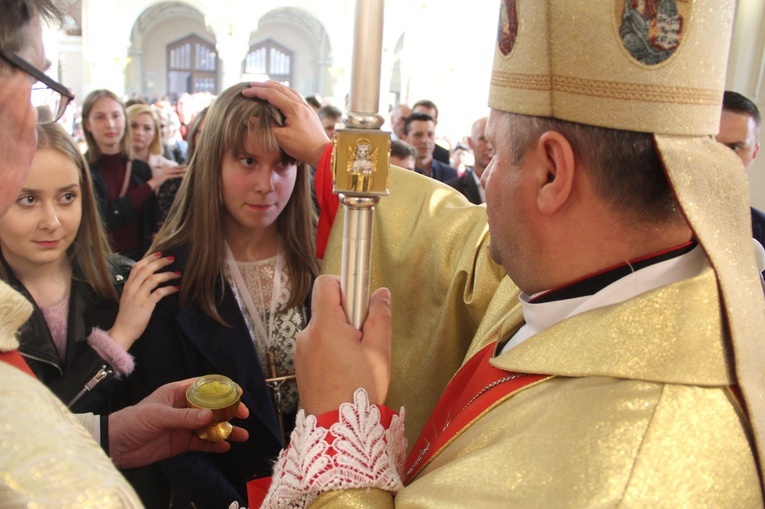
489, 0, 730, 135
489, 0, 765, 490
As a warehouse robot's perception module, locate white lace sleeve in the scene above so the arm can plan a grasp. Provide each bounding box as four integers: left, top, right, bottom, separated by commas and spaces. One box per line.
262, 388, 406, 509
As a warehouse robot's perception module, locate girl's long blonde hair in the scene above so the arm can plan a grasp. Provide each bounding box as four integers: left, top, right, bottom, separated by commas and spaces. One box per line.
150, 83, 319, 325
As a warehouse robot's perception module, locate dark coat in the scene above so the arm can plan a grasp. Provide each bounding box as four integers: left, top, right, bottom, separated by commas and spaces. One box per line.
446, 168, 484, 205
752, 207, 765, 276
433, 143, 451, 165
752, 207, 765, 249
10, 254, 134, 414
417, 158, 459, 183
134, 244, 311, 508
89, 157, 157, 259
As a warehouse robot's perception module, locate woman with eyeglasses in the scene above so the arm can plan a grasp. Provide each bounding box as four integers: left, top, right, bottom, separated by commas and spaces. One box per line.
0, 122, 179, 415
82, 90, 178, 261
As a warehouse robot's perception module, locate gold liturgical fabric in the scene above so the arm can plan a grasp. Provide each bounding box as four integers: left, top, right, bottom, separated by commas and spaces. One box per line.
488, 1, 765, 478
323, 166, 514, 449
0, 280, 143, 507
318, 225, 762, 506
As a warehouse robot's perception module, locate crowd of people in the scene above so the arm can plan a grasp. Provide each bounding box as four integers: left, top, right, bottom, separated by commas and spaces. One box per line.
1, 0, 764, 508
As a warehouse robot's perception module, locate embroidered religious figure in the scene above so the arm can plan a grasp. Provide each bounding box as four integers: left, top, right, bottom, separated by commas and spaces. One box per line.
618, 0, 687, 65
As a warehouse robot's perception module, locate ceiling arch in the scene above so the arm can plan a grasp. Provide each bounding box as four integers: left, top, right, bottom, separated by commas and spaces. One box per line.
257, 7, 329, 50
131, 1, 208, 39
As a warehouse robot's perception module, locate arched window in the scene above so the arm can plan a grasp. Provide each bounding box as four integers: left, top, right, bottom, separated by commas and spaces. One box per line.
243, 39, 293, 85
167, 34, 218, 96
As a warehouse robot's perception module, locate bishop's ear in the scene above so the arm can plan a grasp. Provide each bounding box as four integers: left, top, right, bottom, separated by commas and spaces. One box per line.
534, 130, 576, 215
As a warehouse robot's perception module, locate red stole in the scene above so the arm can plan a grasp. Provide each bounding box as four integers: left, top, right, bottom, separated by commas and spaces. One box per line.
314, 142, 339, 260
404, 342, 550, 484
0, 350, 36, 378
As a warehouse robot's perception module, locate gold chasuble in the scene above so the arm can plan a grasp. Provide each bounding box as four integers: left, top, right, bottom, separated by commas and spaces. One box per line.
319, 226, 762, 507
323, 167, 515, 450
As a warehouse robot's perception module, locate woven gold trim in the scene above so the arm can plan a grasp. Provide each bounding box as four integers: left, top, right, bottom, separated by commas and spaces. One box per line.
491, 71, 720, 105
553, 76, 720, 105
491, 71, 552, 91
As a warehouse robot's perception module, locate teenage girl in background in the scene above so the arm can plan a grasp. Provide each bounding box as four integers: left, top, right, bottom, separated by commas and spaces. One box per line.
0, 122, 178, 414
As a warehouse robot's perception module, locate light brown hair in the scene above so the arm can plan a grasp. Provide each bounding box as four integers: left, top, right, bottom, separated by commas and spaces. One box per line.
82, 89, 127, 163
0, 122, 118, 301
150, 83, 319, 325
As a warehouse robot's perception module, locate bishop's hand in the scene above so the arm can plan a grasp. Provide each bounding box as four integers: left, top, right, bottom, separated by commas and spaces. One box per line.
242, 81, 330, 169
295, 275, 392, 416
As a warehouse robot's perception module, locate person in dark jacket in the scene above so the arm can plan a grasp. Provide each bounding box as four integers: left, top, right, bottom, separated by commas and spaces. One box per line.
0, 123, 179, 415
446, 117, 494, 205
136, 83, 320, 508
82, 89, 180, 260
403, 112, 458, 182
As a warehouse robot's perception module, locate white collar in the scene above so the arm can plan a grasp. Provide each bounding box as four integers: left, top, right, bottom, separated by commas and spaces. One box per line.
501, 245, 707, 354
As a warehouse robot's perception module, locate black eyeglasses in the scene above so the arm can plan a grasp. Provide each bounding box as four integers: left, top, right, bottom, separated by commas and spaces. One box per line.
0, 49, 75, 124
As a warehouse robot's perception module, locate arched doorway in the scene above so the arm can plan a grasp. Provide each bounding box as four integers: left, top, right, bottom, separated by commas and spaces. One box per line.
167, 33, 219, 96
243, 38, 294, 85
249, 7, 331, 98
127, 1, 216, 100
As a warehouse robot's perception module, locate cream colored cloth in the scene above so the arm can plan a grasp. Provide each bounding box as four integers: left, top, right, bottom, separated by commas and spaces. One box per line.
147, 153, 178, 172
0, 280, 142, 507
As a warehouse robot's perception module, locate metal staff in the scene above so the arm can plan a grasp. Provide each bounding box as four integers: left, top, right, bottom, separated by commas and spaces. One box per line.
332, 0, 390, 329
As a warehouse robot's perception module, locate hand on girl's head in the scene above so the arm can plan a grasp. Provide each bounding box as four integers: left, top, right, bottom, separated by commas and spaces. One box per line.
108, 253, 181, 350
241, 81, 331, 168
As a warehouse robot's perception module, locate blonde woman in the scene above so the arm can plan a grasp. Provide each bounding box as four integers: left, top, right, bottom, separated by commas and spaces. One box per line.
126, 103, 178, 169
125, 103, 187, 228
135, 83, 319, 508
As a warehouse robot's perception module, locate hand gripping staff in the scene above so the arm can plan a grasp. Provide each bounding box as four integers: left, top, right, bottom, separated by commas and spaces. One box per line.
331, 0, 390, 329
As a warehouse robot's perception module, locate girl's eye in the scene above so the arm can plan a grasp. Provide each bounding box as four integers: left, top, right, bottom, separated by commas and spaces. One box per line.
240, 157, 256, 167
16, 194, 36, 207
60, 191, 77, 204
276, 159, 296, 173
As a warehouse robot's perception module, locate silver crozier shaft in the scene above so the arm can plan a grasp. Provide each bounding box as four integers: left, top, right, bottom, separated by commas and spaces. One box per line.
333, 0, 390, 329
